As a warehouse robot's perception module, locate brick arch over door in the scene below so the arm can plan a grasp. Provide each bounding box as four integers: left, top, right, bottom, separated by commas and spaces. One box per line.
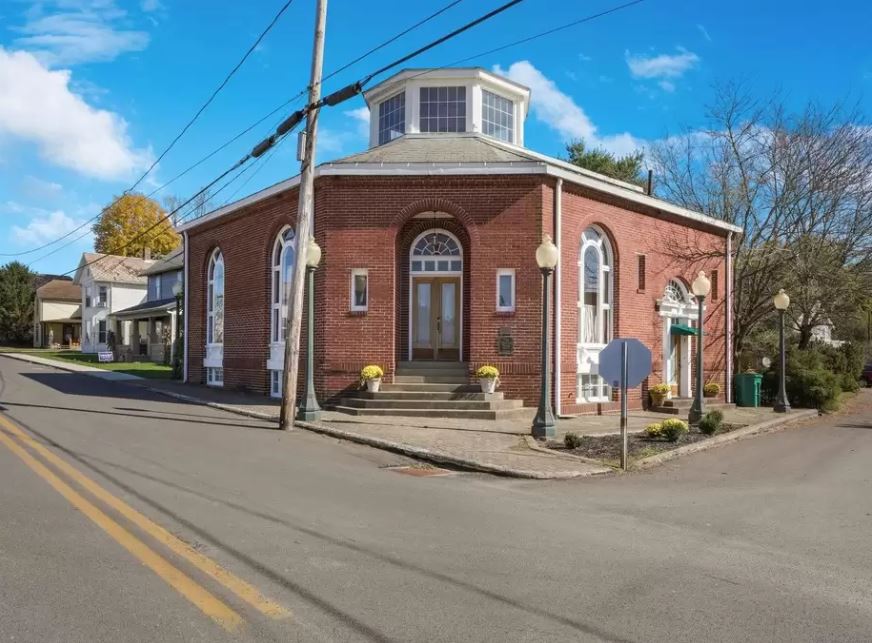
395, 218, 472, 363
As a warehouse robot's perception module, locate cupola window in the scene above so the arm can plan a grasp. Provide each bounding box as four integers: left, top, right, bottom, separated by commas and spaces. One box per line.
419, 86, 466, 133
378, 92, 405, 145
482, 89, 514, 143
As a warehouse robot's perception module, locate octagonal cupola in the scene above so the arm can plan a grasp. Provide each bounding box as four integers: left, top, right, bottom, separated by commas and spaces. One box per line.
362, 67, 530, 149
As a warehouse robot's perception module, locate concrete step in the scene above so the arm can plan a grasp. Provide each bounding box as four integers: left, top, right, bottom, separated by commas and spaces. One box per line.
338, 398, 523, 411
331, 406, 531, 420
349, 391, 504, 401
397, 361, 468, 371
393, 374, 470, 384
380, 383, 479, 393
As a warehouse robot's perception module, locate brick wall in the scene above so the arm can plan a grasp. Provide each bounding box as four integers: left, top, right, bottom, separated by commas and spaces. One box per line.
185, 172, 730, 411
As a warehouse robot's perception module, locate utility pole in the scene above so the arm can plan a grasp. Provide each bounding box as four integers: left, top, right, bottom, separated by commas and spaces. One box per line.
279, 0, 327, 429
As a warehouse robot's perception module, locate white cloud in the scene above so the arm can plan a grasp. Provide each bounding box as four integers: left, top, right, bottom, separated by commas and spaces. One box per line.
0, 47, 152, 180
140, 0, 164, 12
625, 47, 700, 81
345, 106, 370, 138
20, 176, 64, 202
492, 60, 643, 156
696, 24, 712, 42
578, 53, 592, 62
13, 1, 149, 66
12, 209, 85, 245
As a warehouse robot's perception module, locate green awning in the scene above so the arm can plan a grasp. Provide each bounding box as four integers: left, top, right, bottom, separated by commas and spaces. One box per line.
670, 323, 698, 336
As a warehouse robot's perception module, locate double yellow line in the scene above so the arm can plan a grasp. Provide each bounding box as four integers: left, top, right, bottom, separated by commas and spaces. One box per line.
0, 413, 290, 633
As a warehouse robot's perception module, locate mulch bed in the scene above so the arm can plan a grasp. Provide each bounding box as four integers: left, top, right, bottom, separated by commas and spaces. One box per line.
548, 424, 743, 464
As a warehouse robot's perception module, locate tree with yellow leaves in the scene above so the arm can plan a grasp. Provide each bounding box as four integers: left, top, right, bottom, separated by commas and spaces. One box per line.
92, 193, 180, 258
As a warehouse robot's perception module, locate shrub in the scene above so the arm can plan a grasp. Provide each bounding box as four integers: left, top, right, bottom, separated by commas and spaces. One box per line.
360, 365, 383, 384
660, 418, 689, 442
649, 383, 671, 395
475, 365, 499, 379
564, 432, 584, 449
644, 422, 663, 439
698, 410, 723, 436
703, 382, 720, 397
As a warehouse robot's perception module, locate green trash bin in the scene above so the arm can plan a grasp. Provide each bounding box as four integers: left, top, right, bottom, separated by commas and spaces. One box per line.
734, 373, 763, 407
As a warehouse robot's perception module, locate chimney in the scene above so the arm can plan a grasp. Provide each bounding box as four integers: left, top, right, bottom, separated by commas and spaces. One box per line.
144, 248, 151, 261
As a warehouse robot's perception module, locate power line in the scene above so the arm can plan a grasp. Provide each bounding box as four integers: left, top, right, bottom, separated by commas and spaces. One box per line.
3, 0, 298, 259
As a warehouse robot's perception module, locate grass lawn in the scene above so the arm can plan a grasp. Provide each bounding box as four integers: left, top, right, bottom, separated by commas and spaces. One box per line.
40, 351, 174, 380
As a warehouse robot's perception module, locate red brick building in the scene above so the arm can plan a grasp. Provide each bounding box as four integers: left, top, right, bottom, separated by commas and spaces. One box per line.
179, 68, 741, 416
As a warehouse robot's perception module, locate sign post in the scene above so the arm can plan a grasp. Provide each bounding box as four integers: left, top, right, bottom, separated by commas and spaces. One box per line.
599, 338, 652, 471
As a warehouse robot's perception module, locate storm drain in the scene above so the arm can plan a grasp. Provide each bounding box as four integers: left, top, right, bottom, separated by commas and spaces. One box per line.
384, 465, 455, 477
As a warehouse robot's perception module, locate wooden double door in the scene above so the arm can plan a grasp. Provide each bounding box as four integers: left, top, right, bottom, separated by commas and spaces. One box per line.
411, 276, 460, 361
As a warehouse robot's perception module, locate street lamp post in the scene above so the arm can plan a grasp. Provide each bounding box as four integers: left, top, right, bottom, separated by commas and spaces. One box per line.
688, 271, 711, 426
296, 237, 322, 422
773, 288, 791, 413
172, 281, 183, 380
532, 234, 559, 440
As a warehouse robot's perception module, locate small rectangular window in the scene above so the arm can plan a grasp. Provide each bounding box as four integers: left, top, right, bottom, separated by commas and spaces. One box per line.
377, 92, 405, 145
206, 367, 224, 387
98, 286, 108, 305
98, 320, 107, 344
419, 86, 466, 133
351, 269, 368, 312
496, 269, 515, 312
270, 370, 282, 398
481, 90, 514, 143
711, 269, 719, 300
637, 254, 646, 291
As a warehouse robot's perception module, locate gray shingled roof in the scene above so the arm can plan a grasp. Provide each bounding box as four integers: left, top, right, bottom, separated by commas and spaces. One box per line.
140, 248, 183, 276
80, 253, 154, 285
328, 134, 532, 165
36, 279, 81, 301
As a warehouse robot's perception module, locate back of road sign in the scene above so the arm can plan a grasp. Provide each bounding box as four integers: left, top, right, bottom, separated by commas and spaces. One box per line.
598, 338, 652, 389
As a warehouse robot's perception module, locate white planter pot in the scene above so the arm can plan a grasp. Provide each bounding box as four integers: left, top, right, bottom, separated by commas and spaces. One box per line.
366, 378, 381, 393
479, 377, 497, 394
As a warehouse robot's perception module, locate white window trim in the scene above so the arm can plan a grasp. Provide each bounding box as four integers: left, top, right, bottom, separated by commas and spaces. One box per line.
207, 249, 224, 346
481, 88, 515, 144
350, 268, 369, 312
577, 227, 614, 404
495, 268, 515, 312
270, 227, 295, 343
206, 367, 224, 387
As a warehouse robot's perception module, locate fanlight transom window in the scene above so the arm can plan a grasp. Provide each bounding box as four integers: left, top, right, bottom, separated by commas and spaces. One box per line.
410, 231, 462, 273
664, 279, 692, 304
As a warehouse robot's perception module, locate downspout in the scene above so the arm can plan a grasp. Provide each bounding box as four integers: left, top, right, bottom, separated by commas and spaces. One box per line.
183, 230, 190, 383
725, 231, 733, 404
554, 178, 563, 416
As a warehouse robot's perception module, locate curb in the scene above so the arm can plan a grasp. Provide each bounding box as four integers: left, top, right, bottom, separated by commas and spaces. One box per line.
0, 353, 144, 382
294, 420, 612, 479
632, 409, 819, 469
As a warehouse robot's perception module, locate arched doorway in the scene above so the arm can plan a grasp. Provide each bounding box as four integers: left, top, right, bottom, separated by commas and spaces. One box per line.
408, 229, 463, 361
659, 279, 697, 398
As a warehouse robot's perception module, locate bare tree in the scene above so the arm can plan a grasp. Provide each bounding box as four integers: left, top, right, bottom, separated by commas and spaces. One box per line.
650, 83, 872, 364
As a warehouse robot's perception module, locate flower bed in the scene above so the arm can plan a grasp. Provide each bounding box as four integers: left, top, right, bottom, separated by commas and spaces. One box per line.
550, 424, 743, 466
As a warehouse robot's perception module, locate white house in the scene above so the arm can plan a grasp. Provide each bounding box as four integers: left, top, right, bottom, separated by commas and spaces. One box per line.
33, 279, 82, 348
73, 253, 155, 354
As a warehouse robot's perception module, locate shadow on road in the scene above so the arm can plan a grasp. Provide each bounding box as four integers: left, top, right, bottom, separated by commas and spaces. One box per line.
13, 418, 629, 643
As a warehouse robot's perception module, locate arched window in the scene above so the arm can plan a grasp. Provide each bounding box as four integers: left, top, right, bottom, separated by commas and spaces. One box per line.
579, 227, 612, 346
207, 249, 224, 345
577, 226, 614, 403
270, 227, 296, 343
410, 231, 462, 273
664, 279, 691, 304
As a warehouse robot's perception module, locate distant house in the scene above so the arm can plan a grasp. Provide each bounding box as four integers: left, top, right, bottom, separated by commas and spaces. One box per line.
110, 248, 183, 362
33, 279, 82, 348
73, 253, 155, 354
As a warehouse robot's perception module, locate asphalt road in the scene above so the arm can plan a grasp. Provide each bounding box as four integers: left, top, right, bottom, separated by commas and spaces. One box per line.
0, 356, 870, 642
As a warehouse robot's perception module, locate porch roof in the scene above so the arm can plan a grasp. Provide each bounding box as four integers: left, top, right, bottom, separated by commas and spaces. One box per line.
112, 297, 176, 319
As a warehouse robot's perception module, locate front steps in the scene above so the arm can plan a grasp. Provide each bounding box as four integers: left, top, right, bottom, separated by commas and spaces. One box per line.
650, 397, 736, 416
332, 362, 528, 420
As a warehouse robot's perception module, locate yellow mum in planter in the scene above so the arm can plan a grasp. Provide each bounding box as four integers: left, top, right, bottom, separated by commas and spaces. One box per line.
649, 383, 671, 395
360, 365, 383, 383
475, 365, 499, 379
703, 382, 721, 397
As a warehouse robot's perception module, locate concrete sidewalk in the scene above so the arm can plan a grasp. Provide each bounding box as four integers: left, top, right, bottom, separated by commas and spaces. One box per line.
3, 352, 144, 382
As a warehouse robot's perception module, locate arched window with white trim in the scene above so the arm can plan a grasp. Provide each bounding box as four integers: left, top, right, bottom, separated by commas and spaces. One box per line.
207, 249, 224, 345
577, 226, 614, 403
270, 227, 296, 343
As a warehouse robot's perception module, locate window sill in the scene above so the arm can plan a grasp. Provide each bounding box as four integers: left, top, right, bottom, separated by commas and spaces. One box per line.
494, 309, 515, 316
348, 310, 367, 316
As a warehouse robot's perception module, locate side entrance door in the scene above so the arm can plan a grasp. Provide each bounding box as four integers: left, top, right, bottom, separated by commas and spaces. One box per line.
412, 277, 460, 361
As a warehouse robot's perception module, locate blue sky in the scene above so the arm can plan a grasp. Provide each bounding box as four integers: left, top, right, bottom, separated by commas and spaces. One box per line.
1, 0, 870, 275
